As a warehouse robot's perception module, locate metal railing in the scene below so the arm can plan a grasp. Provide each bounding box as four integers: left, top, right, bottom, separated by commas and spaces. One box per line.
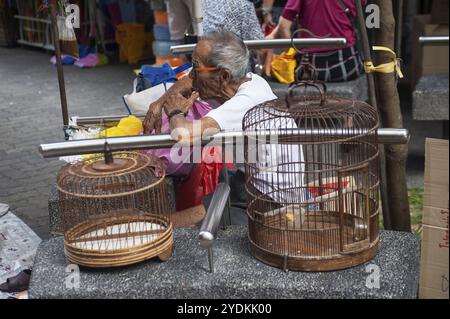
419, 36, 449, 46
39, 128, 410, 158
171, 38, 348, 54
15, 15, 54, 51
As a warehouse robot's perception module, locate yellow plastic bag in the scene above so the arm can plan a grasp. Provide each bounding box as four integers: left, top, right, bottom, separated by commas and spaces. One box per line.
82, 116, 143, 159
99, 115, 143, 137
271, 48, 297, 84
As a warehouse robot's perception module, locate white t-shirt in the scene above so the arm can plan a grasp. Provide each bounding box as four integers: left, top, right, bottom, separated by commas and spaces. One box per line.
204, 73, 305, 201
205, 73, 277, 131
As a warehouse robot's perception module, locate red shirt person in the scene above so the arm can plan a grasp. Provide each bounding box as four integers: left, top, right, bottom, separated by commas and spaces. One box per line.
267, 0, 366, 82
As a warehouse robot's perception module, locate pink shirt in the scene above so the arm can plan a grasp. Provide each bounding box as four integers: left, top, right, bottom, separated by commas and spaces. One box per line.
282, 0, 365, 52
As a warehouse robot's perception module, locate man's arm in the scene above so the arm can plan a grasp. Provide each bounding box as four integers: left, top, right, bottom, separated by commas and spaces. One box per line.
169, 115, 221, 143
266, 0, 299, 39
266, 16, 293, 39
262, 0, 275, 26
143, 76, 194, 134
262, 0, 275, 8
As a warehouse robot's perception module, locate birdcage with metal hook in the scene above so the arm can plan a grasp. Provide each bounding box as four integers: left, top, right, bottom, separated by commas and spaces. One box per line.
242, 59, 380, 272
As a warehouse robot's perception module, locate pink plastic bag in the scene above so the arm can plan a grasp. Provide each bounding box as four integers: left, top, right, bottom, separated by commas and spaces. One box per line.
143, 99, 212, 176
74, 53, 99, 68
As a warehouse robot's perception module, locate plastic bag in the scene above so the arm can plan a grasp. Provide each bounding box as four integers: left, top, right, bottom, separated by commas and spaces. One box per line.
57, 16, 79, 59
175, 147, 229, 211
123, 81, 175, 115
271, 48, 297, 84
142, 100, 213, 177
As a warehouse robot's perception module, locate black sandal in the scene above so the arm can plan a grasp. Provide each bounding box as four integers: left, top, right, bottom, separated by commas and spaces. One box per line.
0, 269, 32, 293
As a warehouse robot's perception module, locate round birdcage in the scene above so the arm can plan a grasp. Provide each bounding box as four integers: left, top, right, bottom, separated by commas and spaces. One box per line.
57, 151, 173, 268
242, 80, 381, 272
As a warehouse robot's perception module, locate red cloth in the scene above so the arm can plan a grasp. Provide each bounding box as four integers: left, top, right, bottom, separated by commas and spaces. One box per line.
281, 0, 366, 53
175, 147, 234, 211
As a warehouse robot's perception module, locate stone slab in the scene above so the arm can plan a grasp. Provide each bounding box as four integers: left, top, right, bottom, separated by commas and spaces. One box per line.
413, 75, 449, 121
29, 227, 420, 299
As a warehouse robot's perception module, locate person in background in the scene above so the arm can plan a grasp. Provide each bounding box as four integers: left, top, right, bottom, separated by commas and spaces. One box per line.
165, 0, 264, 42
259, 0, 287, 32
267, 0, 366, 82
253, 0, 288, 78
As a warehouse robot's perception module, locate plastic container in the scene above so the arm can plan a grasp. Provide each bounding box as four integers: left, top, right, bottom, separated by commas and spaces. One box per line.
156, 56, 185, 67
150, 0, 166, 11
153, 24, 171, 41
152, 40, 181, 58
153, 10, 169, 25
116, 23, 149, 64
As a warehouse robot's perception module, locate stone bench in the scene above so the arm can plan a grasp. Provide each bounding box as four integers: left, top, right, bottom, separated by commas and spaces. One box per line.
28, 226, 420, 299
412, 75, 449, 121
268, 75, 368, 101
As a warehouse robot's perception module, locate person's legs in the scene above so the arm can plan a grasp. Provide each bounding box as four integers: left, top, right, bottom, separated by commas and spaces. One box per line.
165, 0, 192, 41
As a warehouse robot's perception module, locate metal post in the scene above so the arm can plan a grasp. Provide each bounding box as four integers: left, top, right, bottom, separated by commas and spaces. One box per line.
207, 247, 214, 273
221, 161, 232, 229
50, 4, 69, 127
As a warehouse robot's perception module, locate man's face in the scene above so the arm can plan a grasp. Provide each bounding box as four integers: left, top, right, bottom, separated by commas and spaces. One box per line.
190, 41, 224, 102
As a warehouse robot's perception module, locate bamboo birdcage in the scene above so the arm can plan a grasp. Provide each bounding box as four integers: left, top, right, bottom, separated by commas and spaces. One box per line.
242, 71, 381, 271
57, 151, 173, 268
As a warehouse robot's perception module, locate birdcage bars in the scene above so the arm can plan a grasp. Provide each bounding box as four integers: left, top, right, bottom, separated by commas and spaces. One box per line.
57, 151, 174, 268
243, 81, 381, 272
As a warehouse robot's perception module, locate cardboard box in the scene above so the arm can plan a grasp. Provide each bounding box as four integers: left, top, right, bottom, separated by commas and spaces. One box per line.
431, 0, 449, 24
419, 220, 449, 299
419, 139, 449, 299
424, 139, 449, 209
410, 15, 449, 87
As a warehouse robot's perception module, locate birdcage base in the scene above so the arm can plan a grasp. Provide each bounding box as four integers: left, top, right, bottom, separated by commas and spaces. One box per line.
249, 236, 379, 272
64, 214, 174, 268
249, 211, 379, 271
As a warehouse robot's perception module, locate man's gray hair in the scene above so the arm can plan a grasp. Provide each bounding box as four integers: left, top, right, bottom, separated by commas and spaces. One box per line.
202, 31, 250, 83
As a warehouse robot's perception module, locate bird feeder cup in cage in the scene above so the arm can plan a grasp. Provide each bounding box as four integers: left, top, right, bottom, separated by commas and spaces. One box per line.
243, 76, 381, 272
57, 149, 174, 268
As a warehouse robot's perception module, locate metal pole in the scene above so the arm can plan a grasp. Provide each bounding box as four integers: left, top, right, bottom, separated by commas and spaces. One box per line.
39, 128, 410, 158
192, 0, 204, 36
355, 0, 391, 229
50, 4, 69, 127
419, 36, 450, 46
171, 38, 348, 54
73, 115, 146, 125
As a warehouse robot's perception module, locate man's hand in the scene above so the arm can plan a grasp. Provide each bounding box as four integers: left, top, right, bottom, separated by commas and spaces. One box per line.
263, 13, 275, 28
163, 91, 199, 117
143, 99, 164, 134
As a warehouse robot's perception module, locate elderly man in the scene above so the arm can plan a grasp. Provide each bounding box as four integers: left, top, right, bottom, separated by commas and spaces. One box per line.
144, 32, 304, 224
144, 31, 275, 137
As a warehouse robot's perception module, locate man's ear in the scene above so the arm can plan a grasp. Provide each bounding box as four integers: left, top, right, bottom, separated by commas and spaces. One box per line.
220, 69, 232, 83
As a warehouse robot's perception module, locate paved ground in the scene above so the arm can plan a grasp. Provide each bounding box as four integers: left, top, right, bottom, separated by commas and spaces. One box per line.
0, 47, 134, 239
0, 46, 445, 239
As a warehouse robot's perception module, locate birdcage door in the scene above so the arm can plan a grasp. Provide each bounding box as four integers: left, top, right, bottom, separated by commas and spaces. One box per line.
337, 163, 371, 254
